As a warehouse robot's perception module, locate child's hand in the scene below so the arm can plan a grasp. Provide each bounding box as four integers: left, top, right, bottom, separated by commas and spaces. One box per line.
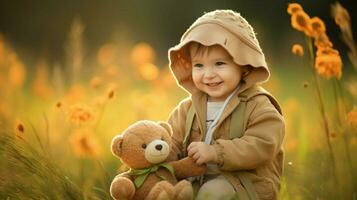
187, 142, 217, 165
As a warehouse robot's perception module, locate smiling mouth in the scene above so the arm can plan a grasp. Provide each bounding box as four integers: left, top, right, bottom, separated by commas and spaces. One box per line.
205, 82, 223, 87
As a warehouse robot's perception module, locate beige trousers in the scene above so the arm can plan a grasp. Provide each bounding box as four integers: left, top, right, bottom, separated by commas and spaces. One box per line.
196, 175, 236, 200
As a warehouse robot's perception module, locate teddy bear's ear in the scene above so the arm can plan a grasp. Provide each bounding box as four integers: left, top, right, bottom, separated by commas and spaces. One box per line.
157, 121, 173, 135
111, 134, 124, 157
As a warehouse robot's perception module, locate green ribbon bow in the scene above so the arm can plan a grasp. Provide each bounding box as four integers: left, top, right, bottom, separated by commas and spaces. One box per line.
128, 163, 175, 189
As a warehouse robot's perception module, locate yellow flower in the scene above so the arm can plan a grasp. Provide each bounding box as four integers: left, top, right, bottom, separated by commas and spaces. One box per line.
130, 43, 156, 66
347, 107, 357, 128
315, 52, 342, 79
151, 67, 176, 90
314, 33, 333, 49
284, 138, 298, 153
138, 63, 159, 81
8, 53, 26, 88
310, 17, 326, 37
97, 44, 116, 66
69, 128, 100, 157
283, 98, 299, 113
316, 47, 339, 57
90, 76, 103, 89
31, 62, 53, 98
290, 10, 312, 36
287, 3, 303, 15
67, 103, 94, 124
105, 64, 119, 78
291, 44, 304, 56
65, 84, 86, 104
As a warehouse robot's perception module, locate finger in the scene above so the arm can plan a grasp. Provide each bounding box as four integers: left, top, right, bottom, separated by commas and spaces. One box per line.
196, 157, 205, 165
187, 148, 195, 157
187, 146, 198, 157
192, 152, 200, 161
187, 142, 197, 151
187, 144, 192, 152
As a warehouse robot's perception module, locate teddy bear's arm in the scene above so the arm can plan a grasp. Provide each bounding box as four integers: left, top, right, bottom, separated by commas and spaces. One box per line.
168, 157, 207, 179
110, 174, 136, 200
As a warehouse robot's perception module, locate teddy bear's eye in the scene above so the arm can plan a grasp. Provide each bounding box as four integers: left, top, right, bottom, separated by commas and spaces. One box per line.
161, 137, 165, 141
141, 144, 147, 149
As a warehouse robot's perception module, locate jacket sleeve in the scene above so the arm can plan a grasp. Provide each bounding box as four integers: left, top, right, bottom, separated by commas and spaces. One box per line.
167, 97, 192, 159
213, 95, 285, 171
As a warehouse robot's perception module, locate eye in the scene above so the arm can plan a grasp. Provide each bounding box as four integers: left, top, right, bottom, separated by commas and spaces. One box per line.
141, 144, 147, 149
193, 63, 203, 68
161, 137, 165, 141
215, 61, 226, 66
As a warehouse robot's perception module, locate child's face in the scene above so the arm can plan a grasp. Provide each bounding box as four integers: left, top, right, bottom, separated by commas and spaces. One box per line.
190, 45, 243, 102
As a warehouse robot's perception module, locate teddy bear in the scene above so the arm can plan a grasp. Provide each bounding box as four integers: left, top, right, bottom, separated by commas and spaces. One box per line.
110, 120, 206, 200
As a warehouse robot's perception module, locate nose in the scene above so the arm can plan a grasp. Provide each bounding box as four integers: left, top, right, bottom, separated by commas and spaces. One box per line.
155, 144, 163, 151
204, 67, 216, 78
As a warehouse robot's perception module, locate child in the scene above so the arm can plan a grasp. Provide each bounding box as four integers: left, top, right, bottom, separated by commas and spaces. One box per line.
167, 10, 285, 200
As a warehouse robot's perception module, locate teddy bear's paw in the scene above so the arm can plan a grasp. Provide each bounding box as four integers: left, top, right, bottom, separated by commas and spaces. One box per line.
146, 181, 174, 200
170, 157, 207, 179
173, 180, 193, 200
110, 177, 135, 200
185, 157, 207, 176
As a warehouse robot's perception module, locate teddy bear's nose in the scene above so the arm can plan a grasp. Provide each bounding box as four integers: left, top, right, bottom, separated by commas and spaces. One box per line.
155, 144, 163, 151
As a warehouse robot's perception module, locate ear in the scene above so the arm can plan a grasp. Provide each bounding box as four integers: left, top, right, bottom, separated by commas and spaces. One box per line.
111, 134, 124, 157
157, 121, 173, 135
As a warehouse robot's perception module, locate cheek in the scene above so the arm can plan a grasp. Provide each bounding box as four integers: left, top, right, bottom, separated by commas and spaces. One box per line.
234, 70, 243, 84
223, 68, 242, 85
191, 70, 202, 85
226, 75, 241, 87
234, 66, 244, 79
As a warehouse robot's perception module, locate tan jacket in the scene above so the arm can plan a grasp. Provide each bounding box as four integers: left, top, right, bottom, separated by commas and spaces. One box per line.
167, 86, 284, 200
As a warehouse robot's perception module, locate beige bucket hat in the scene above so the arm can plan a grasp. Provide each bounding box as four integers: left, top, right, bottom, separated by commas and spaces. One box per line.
168, 10, 270, 94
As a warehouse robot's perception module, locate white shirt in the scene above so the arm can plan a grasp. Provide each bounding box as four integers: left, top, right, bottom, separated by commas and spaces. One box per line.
206, 101, 225, 129
205, 101, 225, 174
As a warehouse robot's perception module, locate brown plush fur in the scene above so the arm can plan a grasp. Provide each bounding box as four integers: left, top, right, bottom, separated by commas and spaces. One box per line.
110, 120, 206, 200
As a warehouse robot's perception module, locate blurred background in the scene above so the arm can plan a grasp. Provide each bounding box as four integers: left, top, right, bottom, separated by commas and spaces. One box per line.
0, 0, 356, 69
0, 0, 356, 199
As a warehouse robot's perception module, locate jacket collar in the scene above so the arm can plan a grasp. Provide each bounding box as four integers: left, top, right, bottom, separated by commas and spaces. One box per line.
191, 85, 247, 138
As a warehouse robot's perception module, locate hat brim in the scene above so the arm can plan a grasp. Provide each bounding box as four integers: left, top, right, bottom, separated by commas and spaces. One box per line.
170, 23, 267, 66
168, 23, 269, 94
